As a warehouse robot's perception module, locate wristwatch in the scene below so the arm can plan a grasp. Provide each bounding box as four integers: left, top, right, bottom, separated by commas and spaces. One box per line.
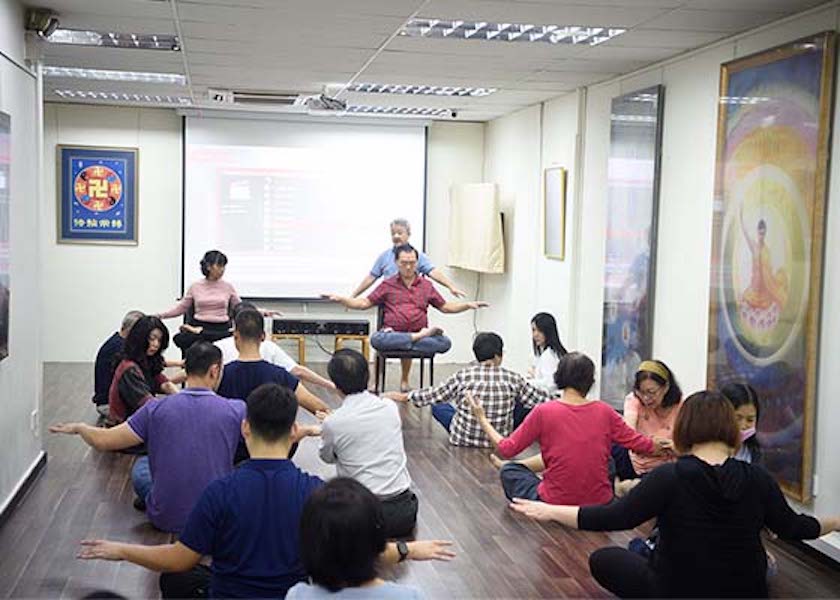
396, 540, 409, 563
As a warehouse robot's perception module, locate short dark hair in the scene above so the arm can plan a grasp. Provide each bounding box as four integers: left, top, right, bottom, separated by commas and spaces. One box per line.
328, 349, 369, 395
184, 341, 222, 376
721, 382, 762, 460
635, 360, 682, 408
234, 309, 264, 341
392, 243, 418, 261
246, 384, 298, 443
232, 301, 258, 319
200, 249, 228, 277
300, 478, 386, 592
473, 332, 503, 362
673, 391, 740, 454
122, 315, 168, 376
553, 352, 595, 396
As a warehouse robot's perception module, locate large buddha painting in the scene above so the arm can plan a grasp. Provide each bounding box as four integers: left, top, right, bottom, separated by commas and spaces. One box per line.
707, 32, 835, 501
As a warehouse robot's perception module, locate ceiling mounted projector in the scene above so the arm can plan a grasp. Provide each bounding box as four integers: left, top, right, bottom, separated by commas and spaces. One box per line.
303, 94, 347, 112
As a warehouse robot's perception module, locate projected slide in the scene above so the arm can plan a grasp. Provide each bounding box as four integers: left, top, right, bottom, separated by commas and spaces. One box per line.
184, 118, 426, 298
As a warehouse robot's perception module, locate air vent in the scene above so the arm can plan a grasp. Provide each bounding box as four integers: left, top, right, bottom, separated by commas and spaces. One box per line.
207, 88, 304, 106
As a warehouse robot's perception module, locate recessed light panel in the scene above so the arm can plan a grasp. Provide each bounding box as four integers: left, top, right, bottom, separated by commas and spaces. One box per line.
346, 105, 452, 117
401, 19, 625, 46
53, 89, 191, 105
46, 29, 180, 51
44, 66, 186, 85
348, 83, 496, 97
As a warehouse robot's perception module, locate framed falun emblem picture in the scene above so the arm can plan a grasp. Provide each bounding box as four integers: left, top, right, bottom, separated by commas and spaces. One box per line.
57, 145, 138, 245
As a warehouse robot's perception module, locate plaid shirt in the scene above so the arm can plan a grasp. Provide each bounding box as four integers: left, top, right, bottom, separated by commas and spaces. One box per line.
367, 274, 445, 332
409, 363, 549, 447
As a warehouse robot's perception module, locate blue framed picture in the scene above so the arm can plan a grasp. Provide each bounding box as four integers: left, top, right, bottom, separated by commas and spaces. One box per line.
57, 145, 138, 244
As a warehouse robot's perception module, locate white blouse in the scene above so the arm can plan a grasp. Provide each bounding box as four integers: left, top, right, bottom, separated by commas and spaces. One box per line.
530, 347, 561, 395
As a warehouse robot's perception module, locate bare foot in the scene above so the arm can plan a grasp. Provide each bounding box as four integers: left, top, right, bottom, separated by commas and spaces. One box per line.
411, 326, 444, 342
489, 454, 508, 470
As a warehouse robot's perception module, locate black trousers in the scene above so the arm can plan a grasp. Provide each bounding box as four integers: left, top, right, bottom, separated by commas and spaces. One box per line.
159, 565, 211, 599
589, 547, 659, 598
173, 320, 232, 352
380, 489, 419, 539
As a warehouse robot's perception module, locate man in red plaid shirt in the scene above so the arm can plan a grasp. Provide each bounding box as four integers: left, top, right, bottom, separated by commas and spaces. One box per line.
323, 243, 487, 391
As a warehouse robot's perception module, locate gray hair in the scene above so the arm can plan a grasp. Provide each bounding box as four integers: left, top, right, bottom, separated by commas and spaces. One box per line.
390, 218, 411, 234
121, 310, 145, 333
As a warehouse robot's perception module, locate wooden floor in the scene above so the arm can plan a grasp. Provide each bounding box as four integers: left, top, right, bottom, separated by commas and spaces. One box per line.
1, 363, 839, 598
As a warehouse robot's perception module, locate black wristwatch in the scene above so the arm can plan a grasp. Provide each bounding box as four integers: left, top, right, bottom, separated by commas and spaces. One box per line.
396, 540, 410, 563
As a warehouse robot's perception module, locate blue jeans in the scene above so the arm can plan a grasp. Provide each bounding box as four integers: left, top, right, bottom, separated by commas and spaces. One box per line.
131, 456, 153, 503
370, 330, 452, 354
500, 463, 541, 501
431, 403, 456, 431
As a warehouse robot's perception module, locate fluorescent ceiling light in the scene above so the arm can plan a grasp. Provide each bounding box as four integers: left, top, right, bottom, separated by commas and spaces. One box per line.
401, 19, 625, 46
346, 105, 453, 117
53, 89, 190, 105
46, 29, 180, 51
44, 66, 186, 85
348, 83, 496, 97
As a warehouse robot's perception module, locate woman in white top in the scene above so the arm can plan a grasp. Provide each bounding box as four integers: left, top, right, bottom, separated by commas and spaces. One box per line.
528, 312, 567, 395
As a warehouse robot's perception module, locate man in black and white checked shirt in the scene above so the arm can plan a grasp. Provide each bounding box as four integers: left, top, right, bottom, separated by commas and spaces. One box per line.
386, 333, 549, 447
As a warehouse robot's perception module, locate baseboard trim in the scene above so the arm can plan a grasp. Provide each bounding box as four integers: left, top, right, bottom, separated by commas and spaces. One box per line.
0, 451, 47, 529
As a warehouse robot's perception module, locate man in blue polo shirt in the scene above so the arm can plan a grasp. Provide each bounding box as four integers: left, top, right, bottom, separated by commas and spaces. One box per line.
349, 217, 466, 298
76, 384, 455, 599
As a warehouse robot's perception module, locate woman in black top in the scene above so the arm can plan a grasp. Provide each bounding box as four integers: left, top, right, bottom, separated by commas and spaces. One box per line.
509, 391, 839, 598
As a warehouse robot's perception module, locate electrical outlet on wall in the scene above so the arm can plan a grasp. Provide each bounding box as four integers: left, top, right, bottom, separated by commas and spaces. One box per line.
30, 409, 39, 436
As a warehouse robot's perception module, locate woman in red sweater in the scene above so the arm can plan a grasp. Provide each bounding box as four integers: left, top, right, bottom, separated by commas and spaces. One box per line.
469, 352, 665, 505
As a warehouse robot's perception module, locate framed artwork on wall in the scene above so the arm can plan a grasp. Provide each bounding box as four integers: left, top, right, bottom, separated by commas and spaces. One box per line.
0, 111, 10, 361
599, 85, 665, 407
57, 145, 138, 245
707, 32, 836, 501
543, 166, 566, 260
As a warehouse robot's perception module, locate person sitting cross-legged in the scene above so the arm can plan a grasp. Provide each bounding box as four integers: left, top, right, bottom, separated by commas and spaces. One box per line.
215, 302, 335, 392
91, 310, 144, 419
50, 342, 254, 533
76, 384, 455, 599
319, 349, 418, 538
323, 243, 487, 392
468, 351, 665, 506
288, 478, 431, 599
386, 332, 549, 447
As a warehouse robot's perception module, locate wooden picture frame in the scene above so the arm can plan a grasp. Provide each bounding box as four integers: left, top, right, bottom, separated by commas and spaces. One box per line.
57, 145, 138, 245
706, 32, 836, 501
543, 166, 567, 260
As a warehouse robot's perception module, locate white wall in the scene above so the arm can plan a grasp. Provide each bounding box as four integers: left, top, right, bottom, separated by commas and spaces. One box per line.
41, 114, 485, 365
484, 3, 840, 555
42, 104, 183, 363
0, 0, 44, 514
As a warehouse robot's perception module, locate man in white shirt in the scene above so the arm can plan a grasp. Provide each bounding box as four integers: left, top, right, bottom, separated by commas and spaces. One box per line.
214, 302, 335, 391
318, 349, 417, 538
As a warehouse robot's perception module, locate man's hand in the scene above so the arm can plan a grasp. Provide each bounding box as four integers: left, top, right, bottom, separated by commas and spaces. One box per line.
49, 422, 81, 435
407, 540, 456, 561
383, 391, 409, 403
468, 301, 489, 310
450, 287, 467, 298
77, 539, 124, 561
320, 293, 342, 303
296, 424, 322, 440
509, 498, 556, 522
465, 391, 485, 421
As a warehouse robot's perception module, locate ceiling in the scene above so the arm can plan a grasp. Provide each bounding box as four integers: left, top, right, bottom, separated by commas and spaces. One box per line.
34, 0, 827, 121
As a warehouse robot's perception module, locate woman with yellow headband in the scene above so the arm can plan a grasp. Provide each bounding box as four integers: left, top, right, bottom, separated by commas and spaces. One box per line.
613, 360, 683, 487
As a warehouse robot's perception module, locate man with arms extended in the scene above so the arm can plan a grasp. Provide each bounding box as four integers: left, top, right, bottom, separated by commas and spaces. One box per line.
76, 384, 455, 599
325, 243, 487, 391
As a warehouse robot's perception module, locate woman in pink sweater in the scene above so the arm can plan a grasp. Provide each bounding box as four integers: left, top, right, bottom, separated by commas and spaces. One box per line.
470, 352, 665, 506
157, 250, 241, 351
